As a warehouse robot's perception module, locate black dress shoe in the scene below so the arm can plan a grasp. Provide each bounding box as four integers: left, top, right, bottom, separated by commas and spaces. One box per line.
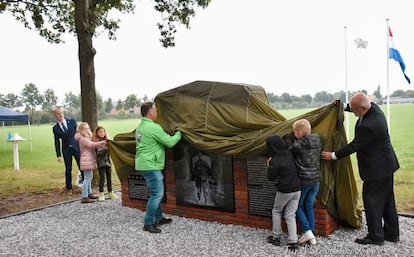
355, 236, 384, 245
143, 224, 161, 233
155, 217, 172, 226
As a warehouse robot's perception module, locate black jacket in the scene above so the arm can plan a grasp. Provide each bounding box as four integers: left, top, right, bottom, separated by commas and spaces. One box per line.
96, 139, 111, 168
266, 135, 301, 193
290, 134, 322, 186
335, 103, 399, 181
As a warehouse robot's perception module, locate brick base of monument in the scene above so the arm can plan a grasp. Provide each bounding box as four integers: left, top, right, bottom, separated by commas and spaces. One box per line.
121, 156, 338, 236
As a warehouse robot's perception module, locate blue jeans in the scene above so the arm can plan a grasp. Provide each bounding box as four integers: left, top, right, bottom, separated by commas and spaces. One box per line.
140, 170, 164, 225
81, 170, 93, 198
296, 183, 319, 232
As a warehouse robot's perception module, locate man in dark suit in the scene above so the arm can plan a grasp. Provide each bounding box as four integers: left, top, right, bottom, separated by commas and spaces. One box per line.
321, 93, 400, 245
53, 108, 82, 195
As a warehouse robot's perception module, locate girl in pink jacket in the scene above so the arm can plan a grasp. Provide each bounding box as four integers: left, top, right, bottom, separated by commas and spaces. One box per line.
75, 122, 106, 203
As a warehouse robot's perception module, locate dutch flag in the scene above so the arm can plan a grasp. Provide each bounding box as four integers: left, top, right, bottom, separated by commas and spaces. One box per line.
388, 26, 410, 84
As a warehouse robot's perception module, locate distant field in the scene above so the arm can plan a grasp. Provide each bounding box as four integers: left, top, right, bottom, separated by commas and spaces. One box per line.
0, 119, 138, 195
0, 118, 138, 172
1, 104, 413, 213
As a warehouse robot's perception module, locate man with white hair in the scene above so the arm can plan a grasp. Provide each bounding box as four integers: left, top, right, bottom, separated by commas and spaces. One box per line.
321, 93, 400, 245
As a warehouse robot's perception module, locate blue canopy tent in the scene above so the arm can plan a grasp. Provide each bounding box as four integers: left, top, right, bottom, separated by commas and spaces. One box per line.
0, 105, 32, 151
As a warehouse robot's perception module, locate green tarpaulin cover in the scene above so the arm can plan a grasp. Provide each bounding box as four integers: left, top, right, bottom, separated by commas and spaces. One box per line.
108, 80, 362, 228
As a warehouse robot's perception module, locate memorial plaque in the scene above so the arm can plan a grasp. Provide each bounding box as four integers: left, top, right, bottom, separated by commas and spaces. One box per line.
128, 171, 167, 202
173, 140, 235, 212
246, 157, 277, 217
128, 173, 150, 200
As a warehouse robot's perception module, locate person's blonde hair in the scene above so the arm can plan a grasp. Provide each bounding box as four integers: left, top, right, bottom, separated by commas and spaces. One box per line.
77, 122, 92, 139
292, 119, 311, 135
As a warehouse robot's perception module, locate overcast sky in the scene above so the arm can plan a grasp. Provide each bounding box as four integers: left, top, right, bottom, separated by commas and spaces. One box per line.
1, 0, 413, 105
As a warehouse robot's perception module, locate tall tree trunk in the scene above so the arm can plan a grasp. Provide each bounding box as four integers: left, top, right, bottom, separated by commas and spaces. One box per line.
74, 0, 97, 130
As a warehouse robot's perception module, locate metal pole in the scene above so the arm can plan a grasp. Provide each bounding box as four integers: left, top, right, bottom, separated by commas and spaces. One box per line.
386, 18, 391, 134
344, 26, 350, 140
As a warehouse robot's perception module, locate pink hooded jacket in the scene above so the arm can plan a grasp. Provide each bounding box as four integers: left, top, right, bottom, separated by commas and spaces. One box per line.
74, 132, 105, 171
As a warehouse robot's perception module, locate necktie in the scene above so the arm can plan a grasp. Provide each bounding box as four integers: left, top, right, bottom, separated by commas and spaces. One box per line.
62, 123, 67, 132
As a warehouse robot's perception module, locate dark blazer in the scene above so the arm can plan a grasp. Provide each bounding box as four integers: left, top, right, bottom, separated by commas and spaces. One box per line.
53, 119, 80, 157
335, 103, 399, 181
290, 133, 321, 185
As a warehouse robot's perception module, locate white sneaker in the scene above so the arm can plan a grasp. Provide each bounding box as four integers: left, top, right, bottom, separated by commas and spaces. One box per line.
309, 237, 317, 245
98, 192, 105, 202
108, 191, 118, 200
298, 230, 315, 244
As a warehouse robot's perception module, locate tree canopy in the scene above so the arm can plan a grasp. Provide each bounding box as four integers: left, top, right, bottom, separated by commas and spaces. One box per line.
1, 0, 211, 129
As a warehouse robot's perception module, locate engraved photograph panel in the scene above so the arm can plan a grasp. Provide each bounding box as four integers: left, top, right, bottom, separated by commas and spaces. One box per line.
173, 140, 235, 212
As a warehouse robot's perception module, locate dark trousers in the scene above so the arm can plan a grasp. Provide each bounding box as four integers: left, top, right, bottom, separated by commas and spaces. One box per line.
63, 147, 81, 190
362, 175, 399, 241
98, 166, 112, 192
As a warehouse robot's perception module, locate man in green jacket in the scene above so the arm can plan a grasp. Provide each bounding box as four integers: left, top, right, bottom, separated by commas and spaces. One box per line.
135, 101, 182, 233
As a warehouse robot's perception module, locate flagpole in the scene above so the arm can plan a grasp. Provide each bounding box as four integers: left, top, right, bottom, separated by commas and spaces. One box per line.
386, 18, 391, 133
344, 26, 349, 140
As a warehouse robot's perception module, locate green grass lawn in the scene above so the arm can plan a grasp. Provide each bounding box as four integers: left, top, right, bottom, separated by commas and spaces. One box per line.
0, 119, 138, 195
1, 104, 413, 213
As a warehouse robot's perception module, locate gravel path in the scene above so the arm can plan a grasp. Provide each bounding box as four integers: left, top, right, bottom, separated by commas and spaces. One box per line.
0, 192, 413, 257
